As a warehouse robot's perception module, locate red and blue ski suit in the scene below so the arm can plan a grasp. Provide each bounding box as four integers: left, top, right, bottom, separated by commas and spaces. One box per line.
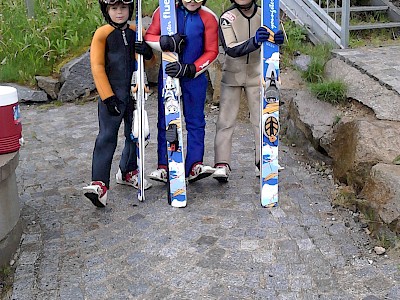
145, 4, 218, 176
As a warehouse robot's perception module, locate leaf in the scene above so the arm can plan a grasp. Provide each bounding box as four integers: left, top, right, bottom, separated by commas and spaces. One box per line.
393, 155, 400, 165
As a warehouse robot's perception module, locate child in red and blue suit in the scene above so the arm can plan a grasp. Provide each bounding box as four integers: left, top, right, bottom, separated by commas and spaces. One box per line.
144, 0, 219, 183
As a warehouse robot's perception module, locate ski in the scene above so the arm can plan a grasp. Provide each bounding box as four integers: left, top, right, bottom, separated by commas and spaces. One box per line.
159, 0, 187, 207
260, 0, 280, 207
131, 0, 150, 201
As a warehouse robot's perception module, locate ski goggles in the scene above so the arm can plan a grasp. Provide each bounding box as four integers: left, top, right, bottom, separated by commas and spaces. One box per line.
101, 0, 134, 4
183, 0, 204, 3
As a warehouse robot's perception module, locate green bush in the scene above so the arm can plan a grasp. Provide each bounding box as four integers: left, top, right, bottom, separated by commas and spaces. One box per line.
309, 80, 347, 104
301, 57, 325, 83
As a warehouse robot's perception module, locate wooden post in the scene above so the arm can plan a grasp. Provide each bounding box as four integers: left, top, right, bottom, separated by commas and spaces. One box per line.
25, 0, 35, 19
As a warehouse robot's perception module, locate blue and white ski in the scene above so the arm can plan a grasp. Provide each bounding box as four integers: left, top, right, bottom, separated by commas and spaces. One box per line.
159, 0, 187, 208
260, 0, 280, 207
131, 0, 150, 201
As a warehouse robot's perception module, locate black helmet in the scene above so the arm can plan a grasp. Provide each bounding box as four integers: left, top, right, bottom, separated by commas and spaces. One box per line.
230, 0, 257, 10
99, 0, 134, 29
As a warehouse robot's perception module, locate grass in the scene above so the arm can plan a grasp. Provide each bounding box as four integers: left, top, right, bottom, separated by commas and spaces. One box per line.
0, 0, 102, 85
281, 19, 348, 103
280, 18, 308, 67
0, 266, 13, 298
0, 0, 233, 86
309, 80, 347, 104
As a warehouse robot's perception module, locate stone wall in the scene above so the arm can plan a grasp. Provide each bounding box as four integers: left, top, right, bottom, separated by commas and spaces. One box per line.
0, 152, 22, 267
286, 57, 400, 234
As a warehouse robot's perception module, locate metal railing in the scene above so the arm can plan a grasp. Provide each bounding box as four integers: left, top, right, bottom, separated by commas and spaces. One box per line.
25, 0, 35, 19
281, 0, 351, 48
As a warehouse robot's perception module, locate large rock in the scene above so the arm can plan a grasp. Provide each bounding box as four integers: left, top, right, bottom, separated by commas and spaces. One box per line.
208, 59, 223, 105
58, 51, 95, 102
361, 163, 400, 228
3, 83, 48, 103
288, 90, 339, 150
330, 119, 400, 191
325, 58, 400, 122
145, 52, 161, 85
35, 75, 60, 100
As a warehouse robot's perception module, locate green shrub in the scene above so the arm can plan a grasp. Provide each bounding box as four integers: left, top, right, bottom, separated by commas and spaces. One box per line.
309, 80, 347, 104
280, 19, 308, 66
301, 57, 325, 83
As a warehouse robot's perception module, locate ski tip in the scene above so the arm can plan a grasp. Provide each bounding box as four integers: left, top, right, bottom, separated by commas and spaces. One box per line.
138, 193, 144, 202
170, 199, 187, 208
261, 202, 278, 208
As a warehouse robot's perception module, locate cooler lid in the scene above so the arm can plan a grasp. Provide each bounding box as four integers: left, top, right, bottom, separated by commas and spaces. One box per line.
0, 86, 18, 106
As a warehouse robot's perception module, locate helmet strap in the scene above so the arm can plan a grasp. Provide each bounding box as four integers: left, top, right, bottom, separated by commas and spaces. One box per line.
109, 19, 128, 29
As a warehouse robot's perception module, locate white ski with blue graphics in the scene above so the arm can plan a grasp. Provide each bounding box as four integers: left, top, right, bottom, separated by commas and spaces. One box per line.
159, 0, 187, 208
260, 0, 280, 207
131, 0, 150, 201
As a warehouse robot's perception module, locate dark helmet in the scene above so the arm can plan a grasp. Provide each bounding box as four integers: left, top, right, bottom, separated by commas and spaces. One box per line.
99, 0, 134, 29
230, 0, 257, 10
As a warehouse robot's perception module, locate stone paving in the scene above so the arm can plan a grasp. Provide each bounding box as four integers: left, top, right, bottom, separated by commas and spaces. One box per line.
333, 45, 400, 96
7, 77, 400, 300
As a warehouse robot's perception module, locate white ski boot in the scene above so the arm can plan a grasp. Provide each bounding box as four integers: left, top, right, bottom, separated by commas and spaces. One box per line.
116, 169, 152, 190
83, 181, 108, 207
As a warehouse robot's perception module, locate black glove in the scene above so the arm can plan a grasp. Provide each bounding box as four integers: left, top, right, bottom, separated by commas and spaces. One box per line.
103, 95, 121, 116
274, 30, 284, 45
160, 33, 186, 53
255, 27, 270, 45
165, 62, 196, 78
135, 41, 153, 60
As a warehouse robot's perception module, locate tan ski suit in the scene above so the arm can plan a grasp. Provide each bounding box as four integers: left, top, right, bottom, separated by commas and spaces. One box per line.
214, 4, 262, 167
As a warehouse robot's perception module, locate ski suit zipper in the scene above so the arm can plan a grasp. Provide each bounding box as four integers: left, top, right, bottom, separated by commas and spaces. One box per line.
180, 11, 188, 62
121, 29, 130, 86
121, 29, 128, 46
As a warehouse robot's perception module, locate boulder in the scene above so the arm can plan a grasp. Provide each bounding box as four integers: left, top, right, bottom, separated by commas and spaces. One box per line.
58, 51, 95, 102
288, 90, 339, 150
145, 52, 160, 85
35, 76, 60, 100
208, 59, 223, 105
292, 54, 311, 72
3, 83, 48, 103
325, 58, 400, 122
330, 119, 400, 191
361, 163, 400, 228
